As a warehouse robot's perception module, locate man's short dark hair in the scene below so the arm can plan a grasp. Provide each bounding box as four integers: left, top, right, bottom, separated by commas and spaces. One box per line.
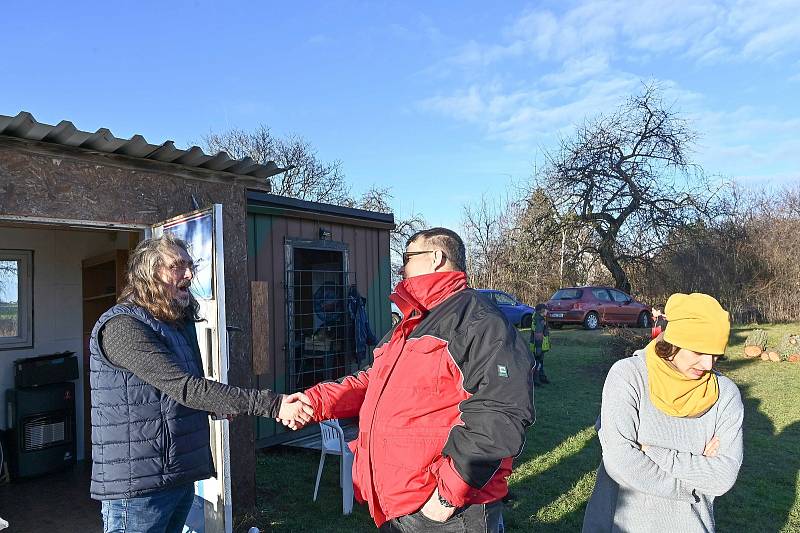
407, 227, 467, 273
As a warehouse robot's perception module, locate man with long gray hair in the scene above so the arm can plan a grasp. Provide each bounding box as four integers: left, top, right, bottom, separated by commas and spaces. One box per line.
89, 233, 310, 533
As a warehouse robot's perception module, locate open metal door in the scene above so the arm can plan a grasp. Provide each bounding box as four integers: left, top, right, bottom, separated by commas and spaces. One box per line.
152, 205, 232, 533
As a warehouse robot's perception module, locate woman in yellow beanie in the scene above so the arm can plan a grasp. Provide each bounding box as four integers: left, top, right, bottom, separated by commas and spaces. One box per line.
583, 293, 744, 532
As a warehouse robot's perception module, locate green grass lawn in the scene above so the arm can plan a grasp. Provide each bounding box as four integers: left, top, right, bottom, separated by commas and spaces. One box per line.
241, 323, 800, 532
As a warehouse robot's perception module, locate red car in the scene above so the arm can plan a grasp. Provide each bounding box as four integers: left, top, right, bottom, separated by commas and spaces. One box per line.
545, 286, 651, 330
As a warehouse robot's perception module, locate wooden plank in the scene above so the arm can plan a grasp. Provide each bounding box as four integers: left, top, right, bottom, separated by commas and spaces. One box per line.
251, 281, 270, 375
377, 229, 392, 338
115, 249, 129, 295
272, 216, 288, 395
128, 231, 141, 250
246, 213, 256, 281
301, 217, 317, 240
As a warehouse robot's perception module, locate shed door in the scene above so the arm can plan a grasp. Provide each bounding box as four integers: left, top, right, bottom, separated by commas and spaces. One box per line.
152, 205, 232, 533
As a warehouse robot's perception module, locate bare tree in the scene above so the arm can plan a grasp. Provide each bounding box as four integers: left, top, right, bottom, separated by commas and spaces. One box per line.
201, 127, 426, 286
202, 125, 351, 204
532, 83, 726, 293
0, 261, 16, 301
461, 194, 507, 289
357, 186, 427, 285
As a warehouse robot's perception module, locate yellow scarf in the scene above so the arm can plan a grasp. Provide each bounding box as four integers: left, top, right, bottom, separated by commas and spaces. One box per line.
645, 340, 719, 417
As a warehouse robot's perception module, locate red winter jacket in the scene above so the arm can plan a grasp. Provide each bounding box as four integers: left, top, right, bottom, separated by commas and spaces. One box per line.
304, 271, 535, 527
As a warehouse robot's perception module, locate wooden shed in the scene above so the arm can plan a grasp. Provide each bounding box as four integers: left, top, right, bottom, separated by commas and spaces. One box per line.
0, 112, 394, 532
246, 192, 394, 446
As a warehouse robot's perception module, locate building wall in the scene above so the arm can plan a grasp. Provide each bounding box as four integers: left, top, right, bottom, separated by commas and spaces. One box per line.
0, 138, 260, 509
0, 226, 128, 459
247, 209, 393, 444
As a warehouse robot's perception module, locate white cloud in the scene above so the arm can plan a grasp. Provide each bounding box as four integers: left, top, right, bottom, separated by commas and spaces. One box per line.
448, 0, 800, 69
540, 54, 611, 86
420, 76, 646, 147
418, 0, 800, 185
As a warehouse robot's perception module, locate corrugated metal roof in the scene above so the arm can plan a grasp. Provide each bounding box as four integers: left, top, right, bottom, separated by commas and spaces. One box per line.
0, 111, 288, 182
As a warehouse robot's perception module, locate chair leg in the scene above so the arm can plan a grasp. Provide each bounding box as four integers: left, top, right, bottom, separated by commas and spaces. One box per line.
313, 450, 326, 502
342, 451, 354, 515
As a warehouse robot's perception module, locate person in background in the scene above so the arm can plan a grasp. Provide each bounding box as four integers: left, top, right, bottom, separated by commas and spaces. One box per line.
89, 234, 311, 533
651, 307, 668, 339
582, 293, 743, 532
531, 303, 551, 385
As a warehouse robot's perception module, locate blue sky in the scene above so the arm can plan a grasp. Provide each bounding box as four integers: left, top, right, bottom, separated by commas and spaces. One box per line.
2, 1, 798, 231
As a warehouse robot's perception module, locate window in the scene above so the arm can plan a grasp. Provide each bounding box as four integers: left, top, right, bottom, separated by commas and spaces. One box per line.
592, 289, 612, 302
610, 290, 630, 303
494, 292, 516, 305
0, 250, 33, 349
551, 288, 583, 300
286, 242, 353, 393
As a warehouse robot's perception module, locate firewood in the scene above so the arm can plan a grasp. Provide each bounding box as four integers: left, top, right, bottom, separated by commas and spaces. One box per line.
744, 345, 763, 358
744, 329, 769, 354
768, 351, 781, 362
788, 354, 800, 363
761, 352, 770, 361
777, 334, 800, 362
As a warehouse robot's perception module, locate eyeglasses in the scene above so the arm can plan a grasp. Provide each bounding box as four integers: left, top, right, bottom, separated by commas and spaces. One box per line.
402, 250, 446, 266
168, 261, 196, 274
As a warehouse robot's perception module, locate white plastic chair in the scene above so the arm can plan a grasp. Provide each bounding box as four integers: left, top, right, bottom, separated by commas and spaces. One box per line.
313, 419, 355, 515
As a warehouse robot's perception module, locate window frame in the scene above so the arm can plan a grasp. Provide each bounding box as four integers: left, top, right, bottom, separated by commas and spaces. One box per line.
609, 289, 631, 303
592, 288, 612, 302
0, 250, 34, 350
494, 292, 517, 306
552, 288, 583, 300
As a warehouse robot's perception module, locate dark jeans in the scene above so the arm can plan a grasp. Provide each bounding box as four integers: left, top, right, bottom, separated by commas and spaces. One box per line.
380, 501, 503, 533
100, 483, 195, 533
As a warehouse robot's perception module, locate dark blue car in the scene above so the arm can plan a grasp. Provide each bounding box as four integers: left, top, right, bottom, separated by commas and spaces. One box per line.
477, 289, 535, 328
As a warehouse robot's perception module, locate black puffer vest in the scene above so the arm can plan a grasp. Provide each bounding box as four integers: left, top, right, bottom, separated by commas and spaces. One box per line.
89, 303, 214, 500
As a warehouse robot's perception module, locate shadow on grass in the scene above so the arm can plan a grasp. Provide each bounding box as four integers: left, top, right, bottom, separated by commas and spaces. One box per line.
244, 324, 799, 532
502, 343, 615, 531
715, 383, 800, 532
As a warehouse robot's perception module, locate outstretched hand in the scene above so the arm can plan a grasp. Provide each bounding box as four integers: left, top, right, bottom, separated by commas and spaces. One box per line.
276, 392, 314, 430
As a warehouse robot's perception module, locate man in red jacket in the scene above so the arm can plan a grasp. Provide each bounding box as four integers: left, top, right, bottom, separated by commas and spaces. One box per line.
300, 227, 534, 532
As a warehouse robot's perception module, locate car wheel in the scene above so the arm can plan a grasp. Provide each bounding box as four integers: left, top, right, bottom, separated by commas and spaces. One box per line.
637, 311, 651, 328
391, 312, 401, 327
521, 314, 533, 329
583, 312, 600, 330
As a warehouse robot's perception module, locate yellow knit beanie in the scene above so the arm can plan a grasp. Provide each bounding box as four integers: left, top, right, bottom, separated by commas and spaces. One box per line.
663, 293, 730, 355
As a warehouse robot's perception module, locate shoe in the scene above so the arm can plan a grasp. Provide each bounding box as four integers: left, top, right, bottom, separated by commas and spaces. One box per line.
540, 374, 551, 384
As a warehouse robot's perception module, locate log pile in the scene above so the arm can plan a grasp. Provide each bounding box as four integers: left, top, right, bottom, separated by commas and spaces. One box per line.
744, 329, 800, 363
744, 329, 768, 358
777, 334, 800, 362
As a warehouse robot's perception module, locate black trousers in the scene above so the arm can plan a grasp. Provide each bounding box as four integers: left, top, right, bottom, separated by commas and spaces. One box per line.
379, 501, 503, 533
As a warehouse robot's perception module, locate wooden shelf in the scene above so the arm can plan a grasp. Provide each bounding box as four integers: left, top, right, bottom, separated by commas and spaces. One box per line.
82, 247, 131, 456
83, 293, 117, 302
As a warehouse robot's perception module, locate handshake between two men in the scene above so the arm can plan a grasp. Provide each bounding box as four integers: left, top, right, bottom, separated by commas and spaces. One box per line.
276, 392, 315, 430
